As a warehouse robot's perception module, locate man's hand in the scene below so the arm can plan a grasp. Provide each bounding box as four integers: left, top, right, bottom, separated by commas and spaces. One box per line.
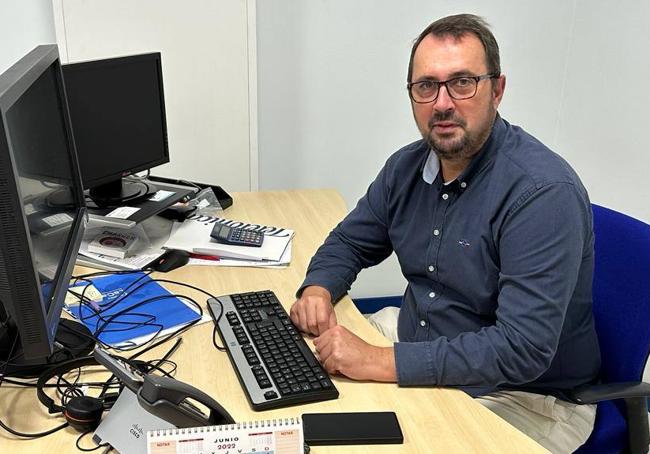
290, 285, 337, 336
313, 325, 397, 382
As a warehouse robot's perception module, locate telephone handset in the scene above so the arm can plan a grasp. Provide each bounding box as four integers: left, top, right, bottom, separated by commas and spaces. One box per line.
93, 347, 234, 427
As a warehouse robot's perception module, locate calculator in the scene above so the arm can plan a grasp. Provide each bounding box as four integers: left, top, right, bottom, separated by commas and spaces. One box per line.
210, 224, 264, 247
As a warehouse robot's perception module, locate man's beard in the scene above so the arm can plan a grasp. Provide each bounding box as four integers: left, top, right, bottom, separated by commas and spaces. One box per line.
424, 109, 493, 161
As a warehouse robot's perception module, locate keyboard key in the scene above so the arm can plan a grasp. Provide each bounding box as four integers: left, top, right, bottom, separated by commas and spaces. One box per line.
245, 355, 260, 366
297, 342, 319, 367
264, 390, 278, 400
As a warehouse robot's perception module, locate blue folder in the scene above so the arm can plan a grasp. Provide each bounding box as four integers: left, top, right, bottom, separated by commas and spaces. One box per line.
68, 272, 201, 346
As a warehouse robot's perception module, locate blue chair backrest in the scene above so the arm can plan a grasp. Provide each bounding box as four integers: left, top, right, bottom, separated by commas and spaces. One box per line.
576, 205, 650, 453
591, 204, 650, 384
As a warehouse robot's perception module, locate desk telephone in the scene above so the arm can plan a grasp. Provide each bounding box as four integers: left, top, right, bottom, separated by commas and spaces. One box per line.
93, 347, 234, 427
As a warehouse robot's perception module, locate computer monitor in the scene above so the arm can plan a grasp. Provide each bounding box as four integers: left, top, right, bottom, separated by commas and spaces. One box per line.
62, 52, 169, 206
0, 45, 90, 377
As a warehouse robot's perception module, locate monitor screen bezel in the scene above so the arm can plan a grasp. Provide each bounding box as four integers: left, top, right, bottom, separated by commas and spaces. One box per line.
62, 52, 170, 189
0, 44, 87, 361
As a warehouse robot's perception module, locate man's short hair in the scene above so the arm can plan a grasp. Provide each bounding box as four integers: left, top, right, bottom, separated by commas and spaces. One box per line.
407, 14, 501, 83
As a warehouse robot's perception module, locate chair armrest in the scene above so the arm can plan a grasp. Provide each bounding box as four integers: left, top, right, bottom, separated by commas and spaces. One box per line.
568, 381, 650, 404
569, 381, 650, 454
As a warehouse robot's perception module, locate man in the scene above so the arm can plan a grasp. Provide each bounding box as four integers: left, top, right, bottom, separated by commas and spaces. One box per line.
289, 14, 601, 453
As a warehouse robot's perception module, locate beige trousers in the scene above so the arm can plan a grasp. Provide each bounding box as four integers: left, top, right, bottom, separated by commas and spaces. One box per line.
367, 306, 596, 453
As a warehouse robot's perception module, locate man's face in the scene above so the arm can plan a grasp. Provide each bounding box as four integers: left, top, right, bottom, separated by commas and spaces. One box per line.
410, 33, 505, 161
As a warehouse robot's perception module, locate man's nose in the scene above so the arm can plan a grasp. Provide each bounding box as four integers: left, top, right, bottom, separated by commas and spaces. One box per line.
433, 84, 455, 112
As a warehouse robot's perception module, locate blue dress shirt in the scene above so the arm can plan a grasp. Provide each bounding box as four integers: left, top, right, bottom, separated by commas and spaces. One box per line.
299, 115, 601, 397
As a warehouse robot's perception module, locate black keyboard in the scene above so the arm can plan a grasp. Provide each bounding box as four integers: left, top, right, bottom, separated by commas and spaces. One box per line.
207, 290, 339, 410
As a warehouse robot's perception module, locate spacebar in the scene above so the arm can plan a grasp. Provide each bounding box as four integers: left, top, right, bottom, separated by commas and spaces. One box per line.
296, 340, 319, 367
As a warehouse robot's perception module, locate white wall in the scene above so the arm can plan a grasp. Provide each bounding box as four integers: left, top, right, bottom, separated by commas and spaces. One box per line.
556, 1, 650, 222
257, 0, 594, 298
0, 0, 56, 73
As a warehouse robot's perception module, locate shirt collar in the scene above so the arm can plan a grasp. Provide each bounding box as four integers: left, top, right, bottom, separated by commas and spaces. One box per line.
422, 149, 440, 184
420, 114, 506, 189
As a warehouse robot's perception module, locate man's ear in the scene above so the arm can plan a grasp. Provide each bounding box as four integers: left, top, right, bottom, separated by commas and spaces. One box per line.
492, 74, 506, 108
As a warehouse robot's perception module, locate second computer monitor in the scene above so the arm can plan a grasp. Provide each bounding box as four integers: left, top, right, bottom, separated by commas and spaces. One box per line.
62, 52, 169, 205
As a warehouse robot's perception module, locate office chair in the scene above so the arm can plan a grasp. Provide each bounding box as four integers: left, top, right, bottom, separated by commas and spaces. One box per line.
571, 204, 650, 454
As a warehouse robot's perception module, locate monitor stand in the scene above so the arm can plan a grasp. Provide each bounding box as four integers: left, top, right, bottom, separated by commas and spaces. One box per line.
45, 178, 156, 209
89, 177, 157, 208
44, 186, 77, 209
0, 319, 95, 378
86, 180, 196, 226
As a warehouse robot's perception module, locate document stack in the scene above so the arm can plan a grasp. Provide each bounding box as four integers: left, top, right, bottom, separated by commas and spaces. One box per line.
163, 215, 294, 268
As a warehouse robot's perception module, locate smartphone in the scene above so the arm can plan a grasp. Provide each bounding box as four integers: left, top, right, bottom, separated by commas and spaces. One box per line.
302, 411, 403, 445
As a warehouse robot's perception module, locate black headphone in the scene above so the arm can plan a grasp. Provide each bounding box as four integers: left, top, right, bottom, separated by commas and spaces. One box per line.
36, 356, 112, 432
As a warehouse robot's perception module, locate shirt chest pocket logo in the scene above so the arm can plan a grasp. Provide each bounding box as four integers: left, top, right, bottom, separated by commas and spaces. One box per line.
458, 238, 471, 248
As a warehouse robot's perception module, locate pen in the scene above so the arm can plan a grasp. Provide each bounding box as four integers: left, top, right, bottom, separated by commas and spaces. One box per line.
189, 253, 220, 261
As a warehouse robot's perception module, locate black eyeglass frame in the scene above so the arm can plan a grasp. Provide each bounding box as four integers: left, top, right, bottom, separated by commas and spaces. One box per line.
407, 73, 498, 104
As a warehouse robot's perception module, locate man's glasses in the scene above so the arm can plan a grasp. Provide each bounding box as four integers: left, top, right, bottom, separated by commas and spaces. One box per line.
407, 74, 497, 104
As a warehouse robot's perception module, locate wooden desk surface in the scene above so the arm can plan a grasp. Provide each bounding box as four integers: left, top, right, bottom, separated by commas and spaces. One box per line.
0, 189, 547, 453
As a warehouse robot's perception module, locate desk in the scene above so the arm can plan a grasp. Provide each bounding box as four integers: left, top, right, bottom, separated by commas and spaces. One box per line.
0, 189, 547, 453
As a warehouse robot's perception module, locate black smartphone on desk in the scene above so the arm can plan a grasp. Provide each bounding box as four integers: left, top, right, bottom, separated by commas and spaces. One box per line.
302, 411, 403, 445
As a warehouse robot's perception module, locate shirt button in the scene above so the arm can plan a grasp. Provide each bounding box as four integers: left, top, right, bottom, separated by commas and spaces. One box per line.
429, 291, 436, 298
460, 181, 467, 189
420, 320, 426, 327
433, 229, 440, 236
428, 265, 435, 272
442, 193, 449, 200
